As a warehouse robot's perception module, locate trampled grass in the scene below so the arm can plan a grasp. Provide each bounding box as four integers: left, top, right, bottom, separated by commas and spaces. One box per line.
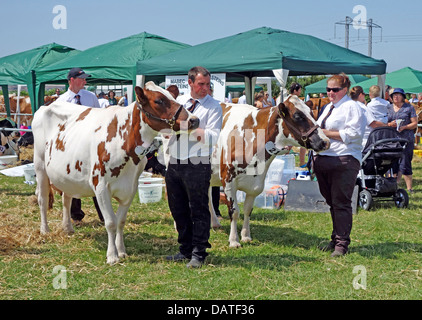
0, 158, 421, 300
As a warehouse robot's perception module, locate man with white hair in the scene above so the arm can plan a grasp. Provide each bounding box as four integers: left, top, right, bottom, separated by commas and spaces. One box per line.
367, 85, 389, 124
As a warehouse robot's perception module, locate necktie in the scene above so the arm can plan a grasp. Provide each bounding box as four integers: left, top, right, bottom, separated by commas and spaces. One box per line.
75, 94, 82, 105
320, 104, 335, 129
187, 98, 199, 113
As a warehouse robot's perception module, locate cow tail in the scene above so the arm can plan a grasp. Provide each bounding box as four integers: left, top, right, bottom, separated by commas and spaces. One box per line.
48, 185, 54, 210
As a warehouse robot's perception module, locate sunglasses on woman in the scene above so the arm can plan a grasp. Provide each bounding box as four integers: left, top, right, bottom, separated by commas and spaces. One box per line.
326, 87, 344, 93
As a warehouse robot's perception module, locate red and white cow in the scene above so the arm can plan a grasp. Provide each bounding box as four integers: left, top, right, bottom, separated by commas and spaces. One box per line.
32, 82, 199, 264
209, 96, 330, 247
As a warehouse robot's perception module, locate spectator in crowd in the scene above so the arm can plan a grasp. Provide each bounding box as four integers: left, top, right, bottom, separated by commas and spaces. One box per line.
254, 92, 265, 109
263, 91, 274, 107
386, 88, 418, 194
350, 86, 387, 148
118, 90, 128, 107
238, 91, 247, 104
108, 90, 118, 105
409, 93, 419, 104
98, 92, 110, 108
367, 85, 389, 123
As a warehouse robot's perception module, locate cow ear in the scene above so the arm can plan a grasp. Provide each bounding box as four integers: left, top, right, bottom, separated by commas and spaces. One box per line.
277, 103, 288, 118
134, 86, 148, 104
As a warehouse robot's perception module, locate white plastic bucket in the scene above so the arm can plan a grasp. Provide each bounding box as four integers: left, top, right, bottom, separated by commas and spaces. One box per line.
23, 167, 36, 182
138, 177, 164, 203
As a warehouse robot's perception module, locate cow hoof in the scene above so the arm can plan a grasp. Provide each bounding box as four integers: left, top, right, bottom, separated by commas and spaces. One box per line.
40, 226, 50, 235
211, 223, 222, 229
241, 237, 252, 243
229, 241, 242, 248
118, 252, 128, 260
107, 256, 120, 265
62, 226, 74, 234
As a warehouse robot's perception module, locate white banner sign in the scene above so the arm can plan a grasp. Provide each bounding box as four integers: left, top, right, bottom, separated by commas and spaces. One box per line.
165, 73, 226, 102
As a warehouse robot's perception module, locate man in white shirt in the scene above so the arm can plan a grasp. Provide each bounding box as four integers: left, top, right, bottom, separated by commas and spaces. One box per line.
165, 66, 222, 268
237, 91, 247, 104
367, 85, 389, 123
98, 92, 110, 108
56, 67, 102, 223
57, 68, 100, 108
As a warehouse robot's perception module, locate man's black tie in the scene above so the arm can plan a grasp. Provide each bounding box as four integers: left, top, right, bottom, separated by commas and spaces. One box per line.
320, 104, 335, 129
75, 94, 82, 105
188, 98, 199, 113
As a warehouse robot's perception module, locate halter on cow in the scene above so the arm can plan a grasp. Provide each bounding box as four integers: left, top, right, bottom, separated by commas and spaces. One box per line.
33, 82, 199, 264
209, 96, 330, 247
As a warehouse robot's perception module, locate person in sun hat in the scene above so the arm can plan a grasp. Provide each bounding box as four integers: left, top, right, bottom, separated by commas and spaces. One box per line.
56, 67, 102, 223
386, 88, 418, 194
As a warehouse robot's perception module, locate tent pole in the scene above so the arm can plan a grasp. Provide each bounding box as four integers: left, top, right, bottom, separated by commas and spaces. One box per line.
377, 74, 386, 98
1, 85, 11, 119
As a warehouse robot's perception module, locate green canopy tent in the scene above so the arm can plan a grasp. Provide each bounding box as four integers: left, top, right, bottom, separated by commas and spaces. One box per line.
305, 74, 369, 97
0, 43, 79, 117
136, 27, 386, 103
354, 67, 422, 93
226, 85, 263, 94
36, 32, 190, 111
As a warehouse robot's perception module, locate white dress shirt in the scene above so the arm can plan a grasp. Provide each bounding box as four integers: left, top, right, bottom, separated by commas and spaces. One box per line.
98, 98, 110, 109
56, 89, 101, 108
237, 95, 247, 104
367, 97, 389, 123
168, 94, 222, 160
358, 102, 376, 149
316, 95, 366, 163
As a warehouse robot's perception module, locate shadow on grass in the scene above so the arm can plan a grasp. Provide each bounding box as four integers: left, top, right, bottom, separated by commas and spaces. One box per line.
351, 241, 422, 259
76, 208, 422, 269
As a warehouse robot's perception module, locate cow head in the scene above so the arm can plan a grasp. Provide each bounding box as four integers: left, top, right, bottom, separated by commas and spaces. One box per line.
278, 96, 330, 152
134, 82, 199, 132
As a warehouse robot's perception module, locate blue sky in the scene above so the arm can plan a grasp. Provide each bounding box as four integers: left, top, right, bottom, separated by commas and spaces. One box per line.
1, 0, 421, 73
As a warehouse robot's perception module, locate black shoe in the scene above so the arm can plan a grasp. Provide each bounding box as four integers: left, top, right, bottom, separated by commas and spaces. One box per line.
166, 252, 190, 262
186, 257, 203, 269
331, 250, 347, 257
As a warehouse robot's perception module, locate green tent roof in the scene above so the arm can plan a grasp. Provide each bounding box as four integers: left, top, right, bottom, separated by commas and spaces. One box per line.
305, 74, 370, 95
0, 43, 79, 115
354, 67, 422, 93
136, 27, 387, 78
0, 42, 79, 85
37, 32, 190, 85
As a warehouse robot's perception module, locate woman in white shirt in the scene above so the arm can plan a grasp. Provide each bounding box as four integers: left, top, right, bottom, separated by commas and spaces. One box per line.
314, 74, 366, 257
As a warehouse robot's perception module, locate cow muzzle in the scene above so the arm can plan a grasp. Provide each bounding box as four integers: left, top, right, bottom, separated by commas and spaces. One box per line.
188, 116, 200, 130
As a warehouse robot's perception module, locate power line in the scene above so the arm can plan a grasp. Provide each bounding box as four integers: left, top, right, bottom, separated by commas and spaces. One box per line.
334, 16, 382, 57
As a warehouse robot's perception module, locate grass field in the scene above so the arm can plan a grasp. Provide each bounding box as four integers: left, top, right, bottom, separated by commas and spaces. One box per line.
0, 156, 421, 301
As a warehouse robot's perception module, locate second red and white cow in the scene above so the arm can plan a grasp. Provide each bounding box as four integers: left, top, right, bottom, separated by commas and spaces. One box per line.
32, 82, 199, 264
209, 96, 330, 247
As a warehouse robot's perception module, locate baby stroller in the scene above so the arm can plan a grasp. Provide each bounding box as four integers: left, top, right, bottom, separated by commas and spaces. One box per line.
357, 127, 409, 210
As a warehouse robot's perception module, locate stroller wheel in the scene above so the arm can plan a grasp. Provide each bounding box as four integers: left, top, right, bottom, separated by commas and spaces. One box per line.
359, 189, 373, 210
394, 189, 409, 208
